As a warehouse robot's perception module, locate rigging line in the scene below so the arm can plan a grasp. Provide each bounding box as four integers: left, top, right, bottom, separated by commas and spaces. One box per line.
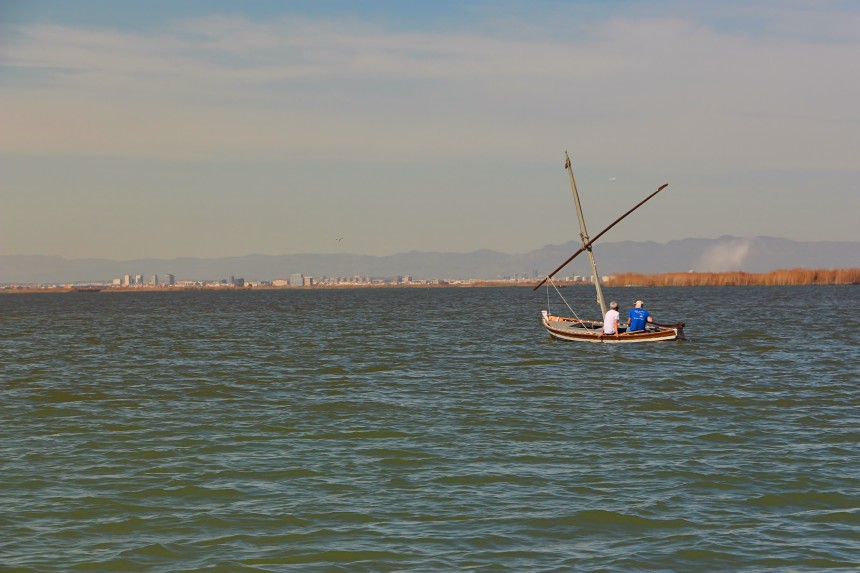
546, 277, 586, 327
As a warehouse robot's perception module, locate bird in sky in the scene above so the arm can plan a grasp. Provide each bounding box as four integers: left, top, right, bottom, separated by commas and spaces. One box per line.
336, 237, 344, 241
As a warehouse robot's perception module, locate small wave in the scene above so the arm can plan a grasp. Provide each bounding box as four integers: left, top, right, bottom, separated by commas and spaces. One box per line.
357, 447, 440, 460
696, 432, 745, 443
313, 366, 349, 375
514, 384, 567, 396
433, 474, 547, 486
810, 509, 860, 525
510, 359, 562, 366
302, 510, 379, 524
524, 510, 695, 531
307, 400, 375, 413
38, 389, 112, 403
117, 541, 184, 560
631, 398, 689, 412
510, 430, 564, 442
244, 549, 413, 566
747, 491, 859, 510
672, 548, 740, 562
187, 386, 244, 399
355, 364, 404, 373
379, 457, 438, 469
213, 468, 323, 480
578, 509, 695, 530
124, 484, 244, 500
79, 515, 167, 536
170, 562, 268, 573
304, 430, 413, 440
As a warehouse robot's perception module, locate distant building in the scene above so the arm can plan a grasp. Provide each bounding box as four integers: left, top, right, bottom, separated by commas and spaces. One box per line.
289, 273, 303, 287
123, 274, 131, 287
162, 274, 175, 286
302, 276, 313, 287
149, 275, 158, 286
134, 274, 143, 285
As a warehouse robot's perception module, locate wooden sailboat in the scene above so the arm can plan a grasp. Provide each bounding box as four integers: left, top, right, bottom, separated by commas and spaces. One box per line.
536, 152, 685, 344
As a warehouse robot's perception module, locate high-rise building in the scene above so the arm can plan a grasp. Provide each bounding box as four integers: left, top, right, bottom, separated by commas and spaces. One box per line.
123, 274, 131, 287
289, 273, 303, 286
162, 274, 175, 286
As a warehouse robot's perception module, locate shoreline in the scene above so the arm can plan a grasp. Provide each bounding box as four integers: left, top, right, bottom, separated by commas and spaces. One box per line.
3, 281, 533, 294
2, 268, 859, 295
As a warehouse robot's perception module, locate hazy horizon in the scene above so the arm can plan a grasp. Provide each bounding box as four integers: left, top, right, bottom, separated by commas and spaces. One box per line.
4, 235, 858, 286
3, 233, 859, 262
3, 1, 859, 260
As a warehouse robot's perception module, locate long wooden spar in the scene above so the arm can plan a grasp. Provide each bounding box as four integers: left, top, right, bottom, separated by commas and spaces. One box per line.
533, 183, 669, 290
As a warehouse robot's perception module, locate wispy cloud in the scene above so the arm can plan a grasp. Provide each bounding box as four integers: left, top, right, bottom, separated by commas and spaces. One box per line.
2, 3, 859, 259
2, 4, 858, 168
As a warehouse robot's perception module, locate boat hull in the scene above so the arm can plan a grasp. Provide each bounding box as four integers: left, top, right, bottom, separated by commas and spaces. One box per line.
541, 311, 684, 343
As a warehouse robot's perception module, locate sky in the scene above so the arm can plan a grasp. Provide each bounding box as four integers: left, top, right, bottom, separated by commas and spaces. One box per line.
2, 0, 859, 260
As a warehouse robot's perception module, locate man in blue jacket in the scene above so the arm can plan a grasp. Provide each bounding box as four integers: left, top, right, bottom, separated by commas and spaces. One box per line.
627, 300, 653, 332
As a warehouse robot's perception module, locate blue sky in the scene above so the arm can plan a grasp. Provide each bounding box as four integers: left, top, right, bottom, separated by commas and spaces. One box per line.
2, 0, 858, 261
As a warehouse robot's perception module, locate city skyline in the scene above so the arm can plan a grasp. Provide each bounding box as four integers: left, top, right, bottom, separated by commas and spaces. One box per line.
3, 1, 859, 261
2, 235, 857, 285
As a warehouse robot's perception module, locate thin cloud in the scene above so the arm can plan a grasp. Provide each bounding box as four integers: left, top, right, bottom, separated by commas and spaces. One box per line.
1, 5, 858, 170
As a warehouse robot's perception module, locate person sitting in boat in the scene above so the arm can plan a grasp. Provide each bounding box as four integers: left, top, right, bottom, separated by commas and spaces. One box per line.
602, 301, 621, 338
627, 300, 654, 332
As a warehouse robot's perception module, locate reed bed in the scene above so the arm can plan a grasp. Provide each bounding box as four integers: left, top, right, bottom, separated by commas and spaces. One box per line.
606, 268, 860, 287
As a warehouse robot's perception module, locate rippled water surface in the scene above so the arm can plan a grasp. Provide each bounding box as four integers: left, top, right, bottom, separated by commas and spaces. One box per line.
2, 285, 859, 571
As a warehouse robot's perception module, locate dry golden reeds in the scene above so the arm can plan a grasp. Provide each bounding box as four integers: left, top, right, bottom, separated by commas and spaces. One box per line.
605, 268, 860, 287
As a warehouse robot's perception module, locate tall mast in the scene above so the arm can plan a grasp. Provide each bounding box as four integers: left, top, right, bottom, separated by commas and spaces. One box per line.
565, 151, 607, 317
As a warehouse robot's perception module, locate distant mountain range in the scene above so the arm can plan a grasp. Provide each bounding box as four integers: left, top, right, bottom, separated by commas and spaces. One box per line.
2, 236, 858, 284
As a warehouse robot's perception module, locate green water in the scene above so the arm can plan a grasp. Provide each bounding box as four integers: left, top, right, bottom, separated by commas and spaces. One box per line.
2, 286, 859, 571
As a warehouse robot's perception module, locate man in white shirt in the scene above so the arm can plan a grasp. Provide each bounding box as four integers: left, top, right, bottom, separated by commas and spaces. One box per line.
602, 300, 620, 338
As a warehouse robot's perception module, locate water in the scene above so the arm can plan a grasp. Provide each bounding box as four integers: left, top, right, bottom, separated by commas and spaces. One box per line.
2, 285, 859, 572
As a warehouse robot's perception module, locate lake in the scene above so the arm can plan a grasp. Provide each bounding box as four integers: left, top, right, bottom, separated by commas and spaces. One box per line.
2, 285, 859, 571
